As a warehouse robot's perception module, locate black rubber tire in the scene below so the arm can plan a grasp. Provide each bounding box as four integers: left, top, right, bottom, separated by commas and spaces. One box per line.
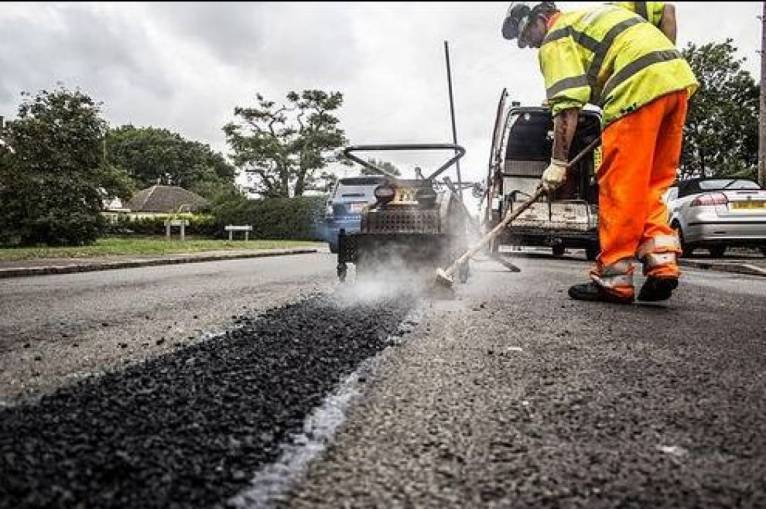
458, 261, 470, 284
674, 225, 693, 258
709, 245, 726, 258
585, 243, 599, 261
552, 244, 566, 257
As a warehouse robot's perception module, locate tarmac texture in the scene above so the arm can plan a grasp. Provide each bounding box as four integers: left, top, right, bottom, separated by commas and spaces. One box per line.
0, 293, 414, 508
2, 252, 765, 508
287, 257, 766, 508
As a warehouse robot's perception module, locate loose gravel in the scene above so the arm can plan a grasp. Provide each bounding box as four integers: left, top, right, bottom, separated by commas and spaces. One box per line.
0, 293, 414, 508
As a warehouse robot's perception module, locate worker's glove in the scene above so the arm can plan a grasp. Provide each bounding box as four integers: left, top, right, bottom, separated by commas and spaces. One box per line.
541, 158, 568, 192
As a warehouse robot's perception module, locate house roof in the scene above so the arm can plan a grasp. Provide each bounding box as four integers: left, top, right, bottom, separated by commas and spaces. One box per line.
125, 185, 209, 213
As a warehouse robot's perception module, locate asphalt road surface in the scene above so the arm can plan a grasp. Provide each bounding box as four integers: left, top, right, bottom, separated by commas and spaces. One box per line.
0, 253, 337, 403
1, 252, 765, 508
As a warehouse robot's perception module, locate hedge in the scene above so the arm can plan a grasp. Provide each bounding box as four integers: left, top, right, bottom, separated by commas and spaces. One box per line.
210, 195, 327, 241
103, 195, 328, 241
103, 213, 217, 236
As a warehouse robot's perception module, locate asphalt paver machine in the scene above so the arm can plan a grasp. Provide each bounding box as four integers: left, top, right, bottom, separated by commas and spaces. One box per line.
336, 144, 472, 282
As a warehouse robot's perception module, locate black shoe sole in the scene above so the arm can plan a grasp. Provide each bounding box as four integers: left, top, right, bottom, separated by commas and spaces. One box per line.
568, 286, 634, 305
637, 277, 678, 302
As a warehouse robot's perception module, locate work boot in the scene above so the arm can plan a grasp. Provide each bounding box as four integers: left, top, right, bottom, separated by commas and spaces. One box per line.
568, 282, 634, 305
637, 276, 678, 302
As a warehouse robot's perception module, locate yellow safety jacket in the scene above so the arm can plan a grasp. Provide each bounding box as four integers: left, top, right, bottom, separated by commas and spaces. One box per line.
613, 2, 665, 27
539, 5, 698, 127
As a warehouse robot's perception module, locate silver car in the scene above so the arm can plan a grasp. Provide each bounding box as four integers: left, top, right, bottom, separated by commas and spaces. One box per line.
664, 178, 766, 257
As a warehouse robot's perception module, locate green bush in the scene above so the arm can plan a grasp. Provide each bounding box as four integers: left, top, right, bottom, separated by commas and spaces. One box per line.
211, 195, 327, 240
102, 195, 327, 241
103, 214, 217, 237
0, 87, 126, 247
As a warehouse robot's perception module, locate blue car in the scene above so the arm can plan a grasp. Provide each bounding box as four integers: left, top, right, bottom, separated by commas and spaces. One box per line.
324, 176, 388, 253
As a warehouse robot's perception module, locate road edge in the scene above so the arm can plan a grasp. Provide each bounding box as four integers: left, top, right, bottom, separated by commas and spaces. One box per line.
0, 248, 319, 279
680, 259, 766, 278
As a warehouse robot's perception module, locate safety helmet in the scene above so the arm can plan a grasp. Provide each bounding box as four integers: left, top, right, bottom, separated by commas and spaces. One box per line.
501, 2, 557, 43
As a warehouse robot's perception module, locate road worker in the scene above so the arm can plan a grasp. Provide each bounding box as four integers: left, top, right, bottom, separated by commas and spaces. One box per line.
502, 2, 698, 304
613, 2, 677, 43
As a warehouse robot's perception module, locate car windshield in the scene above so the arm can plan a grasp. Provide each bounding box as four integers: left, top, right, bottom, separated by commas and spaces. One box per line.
679, 179, 761, 197
333, 177, 386, 200
700, 179, 761, 190
339, 177, 386, 186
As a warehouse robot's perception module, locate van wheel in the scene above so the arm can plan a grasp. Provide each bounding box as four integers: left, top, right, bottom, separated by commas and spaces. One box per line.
458, 261, 470, 284
552, 244, 565, 257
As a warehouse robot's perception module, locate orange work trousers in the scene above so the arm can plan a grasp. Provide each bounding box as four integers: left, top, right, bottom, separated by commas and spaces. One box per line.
596, 90, 688, 286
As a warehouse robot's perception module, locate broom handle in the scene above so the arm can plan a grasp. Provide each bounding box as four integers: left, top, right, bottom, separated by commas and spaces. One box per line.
443, 137, 601, 277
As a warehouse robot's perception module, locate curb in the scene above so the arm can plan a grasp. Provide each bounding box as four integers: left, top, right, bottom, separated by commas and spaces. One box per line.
0, 248, 319, 279
679, 259, 766, 278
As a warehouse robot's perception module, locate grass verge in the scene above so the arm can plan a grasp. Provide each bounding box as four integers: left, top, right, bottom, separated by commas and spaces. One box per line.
0, 237, 322, 262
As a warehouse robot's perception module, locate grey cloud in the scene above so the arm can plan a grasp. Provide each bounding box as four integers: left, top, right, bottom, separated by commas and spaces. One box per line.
0, 3, 173, 113
149, 2, 362, 83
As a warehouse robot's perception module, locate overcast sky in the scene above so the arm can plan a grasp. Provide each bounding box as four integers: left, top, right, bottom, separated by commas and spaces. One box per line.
1, 2, 762, 202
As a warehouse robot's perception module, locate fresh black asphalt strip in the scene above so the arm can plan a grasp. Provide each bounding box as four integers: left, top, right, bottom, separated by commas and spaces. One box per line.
0, 293, 415, 508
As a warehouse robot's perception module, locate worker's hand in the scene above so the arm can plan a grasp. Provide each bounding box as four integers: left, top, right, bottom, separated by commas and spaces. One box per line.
541, 158, 568, 192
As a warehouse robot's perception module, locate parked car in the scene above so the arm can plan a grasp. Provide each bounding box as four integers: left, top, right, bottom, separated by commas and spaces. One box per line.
664, 177, 766, 257
324, 175, 388, 253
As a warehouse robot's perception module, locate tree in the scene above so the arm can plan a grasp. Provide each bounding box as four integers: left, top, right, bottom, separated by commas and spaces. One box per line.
106, 125, 237, 198
681, 39, 760, 180
0, 86, 131, 246
223, 90, 347, 198
363, 158, 401, 176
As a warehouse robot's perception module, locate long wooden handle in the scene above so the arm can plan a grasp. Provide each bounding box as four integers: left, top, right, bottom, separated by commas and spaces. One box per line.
442, 137, 601, 278
443, 187, 545, 277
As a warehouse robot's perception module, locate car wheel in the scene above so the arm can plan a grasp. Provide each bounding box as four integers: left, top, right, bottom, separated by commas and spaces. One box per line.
552, 243, 565, 257
708, 245, 726, 258
585, 243, 599, 261
674, 224, 693, 258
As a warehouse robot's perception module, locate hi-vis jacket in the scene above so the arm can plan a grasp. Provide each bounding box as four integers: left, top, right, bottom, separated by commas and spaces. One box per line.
613, 2, 665, 27
539, 5, 698, 126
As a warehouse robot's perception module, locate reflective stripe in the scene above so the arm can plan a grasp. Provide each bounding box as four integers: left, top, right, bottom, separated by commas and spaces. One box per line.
591, 272, 634, 289
544, 26, 600, 53
547, 75, 589, 99
635, 1, 648, 20
599, 258, 634, 276
637, 235, 681, 258
600, 49, 683, 102
643, 252, 677, 269
586, 17, 644, 99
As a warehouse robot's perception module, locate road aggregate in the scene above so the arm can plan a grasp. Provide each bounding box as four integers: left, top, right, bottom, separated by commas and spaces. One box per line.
288, 258, 766, 508
0, 293, 414, 508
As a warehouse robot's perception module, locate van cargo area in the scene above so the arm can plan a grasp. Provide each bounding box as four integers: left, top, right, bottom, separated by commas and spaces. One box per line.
484, 98, 601, 260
